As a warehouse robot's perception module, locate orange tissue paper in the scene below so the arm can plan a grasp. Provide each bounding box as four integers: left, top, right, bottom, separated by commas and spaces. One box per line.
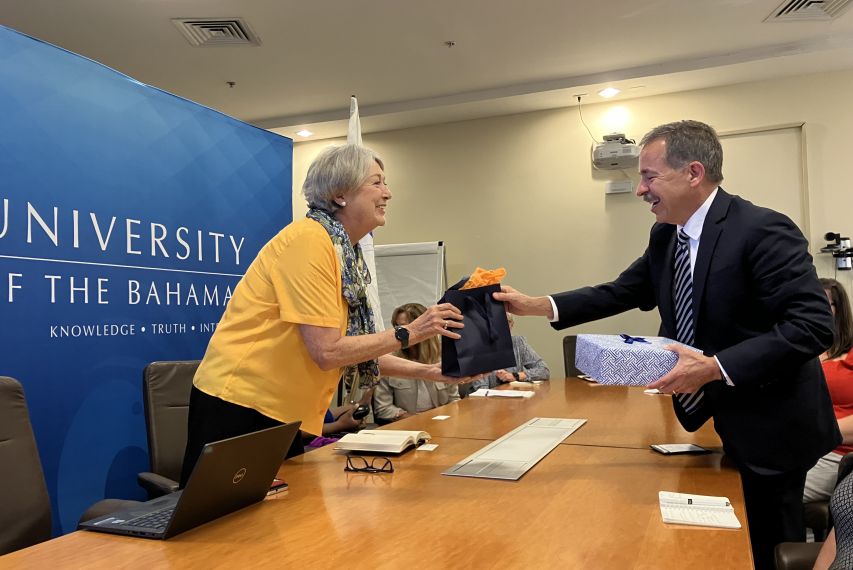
460, 267, 506, 290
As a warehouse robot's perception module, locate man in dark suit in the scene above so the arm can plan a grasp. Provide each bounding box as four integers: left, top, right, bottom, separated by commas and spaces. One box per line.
495, 120, 839, 569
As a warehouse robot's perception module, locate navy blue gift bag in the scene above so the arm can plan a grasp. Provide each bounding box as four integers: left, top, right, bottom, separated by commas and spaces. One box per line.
439, 277, 515, 377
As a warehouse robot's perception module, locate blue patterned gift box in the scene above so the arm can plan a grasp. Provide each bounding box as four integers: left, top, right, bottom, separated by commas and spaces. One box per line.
574, 334, 696, 386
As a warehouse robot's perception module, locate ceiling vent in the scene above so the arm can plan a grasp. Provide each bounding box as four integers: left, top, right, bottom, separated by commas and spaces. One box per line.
765, 0, 853, 21
172, 18, 261, 47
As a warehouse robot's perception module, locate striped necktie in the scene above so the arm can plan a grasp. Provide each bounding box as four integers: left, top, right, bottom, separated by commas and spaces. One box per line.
673, 229, 703, 414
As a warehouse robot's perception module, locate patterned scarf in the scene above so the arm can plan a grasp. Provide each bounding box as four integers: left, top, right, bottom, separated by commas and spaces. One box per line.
306, 208, 380, 389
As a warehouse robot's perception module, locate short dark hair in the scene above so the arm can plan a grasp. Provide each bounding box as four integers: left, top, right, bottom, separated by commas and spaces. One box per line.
640, 120, 724, 184
820, 278, 853, 359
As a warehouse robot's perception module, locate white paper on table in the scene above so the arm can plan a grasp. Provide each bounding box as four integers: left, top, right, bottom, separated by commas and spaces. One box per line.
659, 491, 741, 529
469, 388, 534, 399
509, 381, 543, 388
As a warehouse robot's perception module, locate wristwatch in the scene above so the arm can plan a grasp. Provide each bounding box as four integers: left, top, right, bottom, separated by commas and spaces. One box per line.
394, 325, 410, 349
512, 372, 521, 381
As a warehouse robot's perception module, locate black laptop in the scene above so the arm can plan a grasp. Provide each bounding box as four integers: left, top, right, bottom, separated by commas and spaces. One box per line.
79, 421, 301, 539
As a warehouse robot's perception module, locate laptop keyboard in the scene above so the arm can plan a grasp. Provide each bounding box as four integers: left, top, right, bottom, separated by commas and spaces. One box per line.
125, 507, 175, 530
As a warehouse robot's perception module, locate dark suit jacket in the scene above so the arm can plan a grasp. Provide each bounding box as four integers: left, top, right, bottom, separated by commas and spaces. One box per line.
552, 189, 840, 472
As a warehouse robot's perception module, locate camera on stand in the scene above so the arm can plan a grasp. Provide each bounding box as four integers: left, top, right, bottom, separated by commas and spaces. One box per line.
821, 232, 853, 271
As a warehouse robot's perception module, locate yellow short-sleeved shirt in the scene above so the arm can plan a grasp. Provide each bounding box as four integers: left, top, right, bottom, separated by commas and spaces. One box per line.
194, 218, 347, 436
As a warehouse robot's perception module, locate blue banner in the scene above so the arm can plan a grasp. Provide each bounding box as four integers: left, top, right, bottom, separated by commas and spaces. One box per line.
0, 25, 293, 534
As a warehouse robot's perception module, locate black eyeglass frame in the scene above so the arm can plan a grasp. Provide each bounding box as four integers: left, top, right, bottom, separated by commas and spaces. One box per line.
344, 455, 394, 474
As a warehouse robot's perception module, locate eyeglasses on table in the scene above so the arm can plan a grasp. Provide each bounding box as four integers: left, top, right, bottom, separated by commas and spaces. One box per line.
345, 455, 394, 474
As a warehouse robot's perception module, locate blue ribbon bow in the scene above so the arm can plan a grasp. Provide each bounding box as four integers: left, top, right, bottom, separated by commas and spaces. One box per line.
619, 333, 649, 344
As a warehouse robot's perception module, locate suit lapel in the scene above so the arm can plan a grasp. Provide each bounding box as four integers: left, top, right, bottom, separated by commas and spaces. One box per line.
692, 189, 732, 332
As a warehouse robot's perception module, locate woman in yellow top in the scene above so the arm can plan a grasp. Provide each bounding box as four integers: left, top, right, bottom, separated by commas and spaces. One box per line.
180, 144, 467, 485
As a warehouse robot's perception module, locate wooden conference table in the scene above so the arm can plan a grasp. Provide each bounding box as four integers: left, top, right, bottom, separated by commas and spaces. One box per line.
394, 378, 723, 449
1, 378, 753, 569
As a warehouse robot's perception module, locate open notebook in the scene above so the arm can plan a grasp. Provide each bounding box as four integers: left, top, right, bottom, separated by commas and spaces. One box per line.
335, 430, 431, 454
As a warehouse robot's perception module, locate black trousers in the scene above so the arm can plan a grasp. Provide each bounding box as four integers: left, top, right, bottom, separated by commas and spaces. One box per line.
739, 465, 809, 570
179, 386, 304, 488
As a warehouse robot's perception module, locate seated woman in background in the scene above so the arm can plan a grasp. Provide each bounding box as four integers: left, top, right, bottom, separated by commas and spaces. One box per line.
804, 278, 853, 504
470, 313, 550, 391
374, 303, 460, 422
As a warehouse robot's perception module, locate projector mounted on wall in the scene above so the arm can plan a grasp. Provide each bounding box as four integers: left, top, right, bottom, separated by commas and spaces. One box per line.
821, 232, 853, 271
592, 133, 640, 170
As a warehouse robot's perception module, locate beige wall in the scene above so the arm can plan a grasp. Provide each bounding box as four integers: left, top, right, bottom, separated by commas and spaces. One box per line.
292, 69, 853, 375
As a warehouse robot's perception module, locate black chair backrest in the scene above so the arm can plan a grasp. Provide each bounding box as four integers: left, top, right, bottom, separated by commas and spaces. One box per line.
839, 452, 853, 484
0, 376, 52, 555
142, 361, 200, 482
563, 335, 580, 377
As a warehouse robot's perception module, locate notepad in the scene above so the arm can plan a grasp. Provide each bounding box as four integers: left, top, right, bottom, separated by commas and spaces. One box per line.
659, 491, 741, 529
335, 430, 430, 454
469, 388, 535, 398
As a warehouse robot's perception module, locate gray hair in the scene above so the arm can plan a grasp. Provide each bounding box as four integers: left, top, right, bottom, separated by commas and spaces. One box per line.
302, 144, 385, 213
640, 120, 724, 184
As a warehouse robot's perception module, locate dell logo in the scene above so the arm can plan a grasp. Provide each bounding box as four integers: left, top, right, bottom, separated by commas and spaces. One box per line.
232, 467, 247, 484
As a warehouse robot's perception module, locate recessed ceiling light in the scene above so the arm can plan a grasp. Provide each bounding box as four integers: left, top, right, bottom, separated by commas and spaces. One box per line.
598, 87, 621, 99
296, 129, 313, 138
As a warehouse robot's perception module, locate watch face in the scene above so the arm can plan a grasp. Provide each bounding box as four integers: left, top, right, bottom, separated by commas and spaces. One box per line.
394, 325, 409, 347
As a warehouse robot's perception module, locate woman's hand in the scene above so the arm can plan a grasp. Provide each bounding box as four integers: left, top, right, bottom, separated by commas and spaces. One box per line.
378, 355, 482, 385
327, 407, 363, 433
406, 302, 464, 343
495, 370, 515, 383
420, 364, 482, 385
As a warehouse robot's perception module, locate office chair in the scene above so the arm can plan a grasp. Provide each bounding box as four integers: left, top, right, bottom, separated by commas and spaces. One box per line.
138, 360, 200, 499
774, 452, 853, 570
563, 335, 581, 377
804, 499, 831, 542
0, 376, 138, 552
0, 376, 52, 554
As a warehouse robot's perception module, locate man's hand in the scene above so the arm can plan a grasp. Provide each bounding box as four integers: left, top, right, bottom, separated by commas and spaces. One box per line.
647, 344, 721, 394
492, 285, 554, 319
